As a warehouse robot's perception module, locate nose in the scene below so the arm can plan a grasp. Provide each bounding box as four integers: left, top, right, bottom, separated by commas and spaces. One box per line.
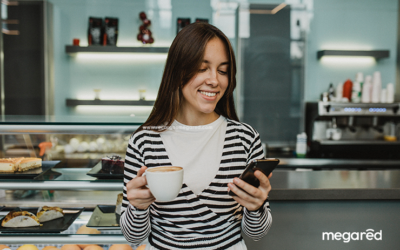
205, 70, 219, 87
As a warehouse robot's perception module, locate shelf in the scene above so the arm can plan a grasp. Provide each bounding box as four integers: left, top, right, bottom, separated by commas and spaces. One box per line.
0, 235, 128, 244
0, 181, 123, 190
66, 45, 169, 54
0, 124, 140, 134
317, 50, 390, 59
66, 99, 155, 106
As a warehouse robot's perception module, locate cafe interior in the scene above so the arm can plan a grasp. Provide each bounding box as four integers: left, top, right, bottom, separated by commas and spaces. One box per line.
0, 0, 399, 249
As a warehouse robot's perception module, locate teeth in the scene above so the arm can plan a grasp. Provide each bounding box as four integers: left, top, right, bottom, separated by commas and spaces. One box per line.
200, 91, 216, 97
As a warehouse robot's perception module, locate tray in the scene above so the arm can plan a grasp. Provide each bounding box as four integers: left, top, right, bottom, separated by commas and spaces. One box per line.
0, 207, 84, 233
0, 161, 61, 180
86, 162, 124, 179
87, 205, 120, 230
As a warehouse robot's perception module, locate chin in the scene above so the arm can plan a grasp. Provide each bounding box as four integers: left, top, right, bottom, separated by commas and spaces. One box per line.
198, 106, 217, 114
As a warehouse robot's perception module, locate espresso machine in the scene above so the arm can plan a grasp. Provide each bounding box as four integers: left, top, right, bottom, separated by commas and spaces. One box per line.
305, 102, 400, 159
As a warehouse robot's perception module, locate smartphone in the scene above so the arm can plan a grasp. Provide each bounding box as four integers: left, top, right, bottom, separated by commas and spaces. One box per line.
228, 158, 279, 196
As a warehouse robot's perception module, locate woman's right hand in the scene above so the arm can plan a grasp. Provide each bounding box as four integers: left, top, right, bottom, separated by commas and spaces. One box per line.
126, 166, 156, 210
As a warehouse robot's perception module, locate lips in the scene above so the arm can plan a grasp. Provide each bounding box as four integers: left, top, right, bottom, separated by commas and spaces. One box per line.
198, 90, 219, 100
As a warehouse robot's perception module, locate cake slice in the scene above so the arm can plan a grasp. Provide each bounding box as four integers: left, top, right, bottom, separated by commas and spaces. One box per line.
0, 159, 17, 173
18, 158, 42, 172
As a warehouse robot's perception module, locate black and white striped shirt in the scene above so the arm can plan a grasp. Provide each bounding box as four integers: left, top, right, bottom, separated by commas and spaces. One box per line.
120, 118, 272, 249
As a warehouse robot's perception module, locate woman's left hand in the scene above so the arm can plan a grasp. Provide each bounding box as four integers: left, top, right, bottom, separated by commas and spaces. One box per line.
228, 171, 272, 211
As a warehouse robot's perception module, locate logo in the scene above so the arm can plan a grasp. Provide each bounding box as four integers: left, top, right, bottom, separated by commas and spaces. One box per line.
322, 229, 382, 243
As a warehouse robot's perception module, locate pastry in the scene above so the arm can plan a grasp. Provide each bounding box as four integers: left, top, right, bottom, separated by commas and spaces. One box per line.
1, 211, 40, 227
18, 158, 42, 172
0, 159, 18, 173
37, 206, 64, 222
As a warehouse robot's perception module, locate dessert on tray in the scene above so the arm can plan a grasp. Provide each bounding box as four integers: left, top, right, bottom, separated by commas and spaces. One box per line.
1, 211, 41, 227
37, 206, 64, 223
101, 155, 124, 174
0, 157, 42, 173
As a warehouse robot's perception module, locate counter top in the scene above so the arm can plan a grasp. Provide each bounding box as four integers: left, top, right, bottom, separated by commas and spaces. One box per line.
277, 158, 400, 169
269, 169, 400, 200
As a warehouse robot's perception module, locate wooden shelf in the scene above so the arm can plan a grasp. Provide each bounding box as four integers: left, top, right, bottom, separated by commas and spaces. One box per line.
317, 50, 390, 59
66, 99, 155, 106
65, 45, 169, 54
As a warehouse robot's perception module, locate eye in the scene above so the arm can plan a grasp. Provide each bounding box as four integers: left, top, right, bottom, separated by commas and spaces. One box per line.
198, 68, 207, 72
218, 70, 228, 75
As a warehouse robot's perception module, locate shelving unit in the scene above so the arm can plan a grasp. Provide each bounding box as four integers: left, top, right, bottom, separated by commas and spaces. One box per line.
65, 45, 169, 54
66, 99, 155, 107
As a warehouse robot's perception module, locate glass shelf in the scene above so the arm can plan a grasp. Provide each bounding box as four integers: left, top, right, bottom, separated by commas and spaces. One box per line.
0, 115, 145, 134
0, 168, 122, 190
0, 211, 130, 245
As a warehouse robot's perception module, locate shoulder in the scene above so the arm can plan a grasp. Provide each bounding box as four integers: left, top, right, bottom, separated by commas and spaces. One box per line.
226, 118, 259, 139
130, 129, 161, 146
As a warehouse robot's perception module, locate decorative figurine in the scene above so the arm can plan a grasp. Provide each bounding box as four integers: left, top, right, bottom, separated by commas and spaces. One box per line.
137, 12, 154, 44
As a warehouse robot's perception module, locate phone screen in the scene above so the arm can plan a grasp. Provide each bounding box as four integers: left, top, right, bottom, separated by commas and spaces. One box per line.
228, 158, 279, 196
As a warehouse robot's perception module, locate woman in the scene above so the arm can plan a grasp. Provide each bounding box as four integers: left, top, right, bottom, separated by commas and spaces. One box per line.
120, 22, 272, 250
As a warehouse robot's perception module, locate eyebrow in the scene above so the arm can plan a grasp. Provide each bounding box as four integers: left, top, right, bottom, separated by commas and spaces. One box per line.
203, 60, 229, 66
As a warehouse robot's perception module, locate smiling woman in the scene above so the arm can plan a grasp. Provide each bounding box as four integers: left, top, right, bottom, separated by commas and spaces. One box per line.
120, 22, 272, 250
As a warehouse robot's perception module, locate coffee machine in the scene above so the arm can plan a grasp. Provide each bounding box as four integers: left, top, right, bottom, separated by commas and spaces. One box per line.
305, 102, 400, 159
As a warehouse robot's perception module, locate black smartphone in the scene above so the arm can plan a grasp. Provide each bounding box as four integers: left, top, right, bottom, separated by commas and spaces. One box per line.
228, 158, 279, 196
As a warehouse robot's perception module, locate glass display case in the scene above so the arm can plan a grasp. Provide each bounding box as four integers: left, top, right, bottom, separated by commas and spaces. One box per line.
0, 115, 145, 246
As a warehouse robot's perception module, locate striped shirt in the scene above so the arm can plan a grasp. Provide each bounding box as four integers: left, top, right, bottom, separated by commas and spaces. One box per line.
120, 118, 272, 249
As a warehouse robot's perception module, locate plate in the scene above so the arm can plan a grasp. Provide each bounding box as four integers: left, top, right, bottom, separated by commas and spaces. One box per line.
87, 205, 120, 230
86, 162, 124, 179
0, 161, 62, 180
0, 207, 84, 233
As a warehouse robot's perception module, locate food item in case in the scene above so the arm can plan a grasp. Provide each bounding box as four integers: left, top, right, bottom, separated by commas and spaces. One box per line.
42, 246, 59, 250
60, 245, 80, 250
83, 246, 103, 250
17, 245, 39, 250
0, 245, 11, 250
0, 158, 19, 172
109, 245, 133, 250
0, 157, 41, 173
1, 211, 40, 227
37, 206, 64, 222
76, 225, 101, 249
101, 155, 124, 174
18, 158, 42, 172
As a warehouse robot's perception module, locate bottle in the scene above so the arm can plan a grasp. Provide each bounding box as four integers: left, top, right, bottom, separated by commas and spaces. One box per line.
296, 132, 307, 158
351, 72, 363, 103
335, 82, 343, 102
371, 71, 381, 103
342, 79, 353, 102
381, 89, 387, 103
387, 83, 395, 103
328, 83, 335, 101
362, 75, 372, 103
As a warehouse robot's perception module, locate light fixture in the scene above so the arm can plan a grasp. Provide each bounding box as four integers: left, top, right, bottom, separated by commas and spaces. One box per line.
320, 56, 376, 65
317, 50, 389, 60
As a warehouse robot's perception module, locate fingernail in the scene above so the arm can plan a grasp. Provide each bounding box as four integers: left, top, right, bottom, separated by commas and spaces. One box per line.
234, 178, 240, 184
228, 183, 233, 188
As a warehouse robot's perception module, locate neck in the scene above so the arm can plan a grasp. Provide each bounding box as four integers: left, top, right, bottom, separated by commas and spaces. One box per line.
176, 109, 220, 126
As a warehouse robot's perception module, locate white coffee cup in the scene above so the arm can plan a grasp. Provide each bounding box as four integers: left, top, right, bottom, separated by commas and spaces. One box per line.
145, 166, 183, 202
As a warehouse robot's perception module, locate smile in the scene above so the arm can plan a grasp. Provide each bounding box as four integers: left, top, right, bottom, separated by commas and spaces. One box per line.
199, 90, 218, 97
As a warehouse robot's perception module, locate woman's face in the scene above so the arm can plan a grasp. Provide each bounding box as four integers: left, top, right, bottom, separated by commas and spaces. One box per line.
180, 38, 229, 116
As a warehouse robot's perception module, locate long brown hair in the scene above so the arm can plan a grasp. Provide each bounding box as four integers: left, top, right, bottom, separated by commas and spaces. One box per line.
135, 22, 239, 134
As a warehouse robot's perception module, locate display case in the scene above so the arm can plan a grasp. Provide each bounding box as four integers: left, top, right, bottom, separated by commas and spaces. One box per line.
0, 115, 146, 247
